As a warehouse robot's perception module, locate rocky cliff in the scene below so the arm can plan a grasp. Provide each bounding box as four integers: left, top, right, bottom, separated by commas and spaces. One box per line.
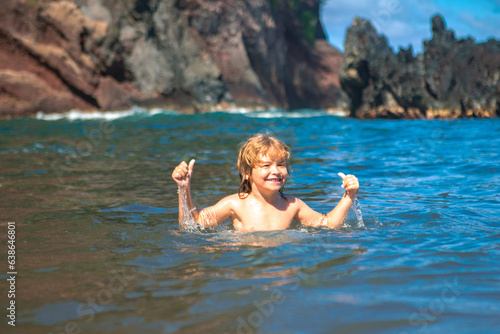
340, 15, 500, 119
0, 0, 342, 118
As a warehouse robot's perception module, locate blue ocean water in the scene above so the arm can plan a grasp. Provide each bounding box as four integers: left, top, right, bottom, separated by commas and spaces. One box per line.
0, 108, 499, 334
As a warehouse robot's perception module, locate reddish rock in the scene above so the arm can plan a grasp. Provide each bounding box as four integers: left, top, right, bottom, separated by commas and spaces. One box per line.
0, 0, 105, 116
0, 0, 342, 118
95, 77, 142, 111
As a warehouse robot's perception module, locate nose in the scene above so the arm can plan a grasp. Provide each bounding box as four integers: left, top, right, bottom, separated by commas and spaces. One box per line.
270, 164, 280, 174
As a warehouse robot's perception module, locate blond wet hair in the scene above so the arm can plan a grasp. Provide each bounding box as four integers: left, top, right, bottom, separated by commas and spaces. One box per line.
237, 133, 291, 198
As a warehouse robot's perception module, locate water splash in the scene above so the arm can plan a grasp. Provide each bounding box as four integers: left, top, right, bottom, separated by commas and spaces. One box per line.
353, 198, 365, 227
178, 186, 202, 232
343, 198, 365, 228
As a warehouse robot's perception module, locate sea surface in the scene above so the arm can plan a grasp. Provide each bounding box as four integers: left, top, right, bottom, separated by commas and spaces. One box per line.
0, 108, 499, 334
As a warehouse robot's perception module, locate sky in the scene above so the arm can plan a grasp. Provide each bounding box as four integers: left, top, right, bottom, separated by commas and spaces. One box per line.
320, 0, 500, 54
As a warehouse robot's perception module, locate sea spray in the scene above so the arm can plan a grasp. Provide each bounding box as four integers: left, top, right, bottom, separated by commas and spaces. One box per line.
343, 198, 365, 228
353, 198, 364, 227
177, 186, 201, 232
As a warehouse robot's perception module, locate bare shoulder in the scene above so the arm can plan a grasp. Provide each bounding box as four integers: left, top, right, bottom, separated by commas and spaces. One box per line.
203, 194, 242, 222
215, 193, 236, 203
214, 193, 243, 209
284, 195, 315, 214
283, 195, 303, 207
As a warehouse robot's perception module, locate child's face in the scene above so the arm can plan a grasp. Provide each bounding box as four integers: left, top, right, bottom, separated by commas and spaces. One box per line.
249, 153, 288, 194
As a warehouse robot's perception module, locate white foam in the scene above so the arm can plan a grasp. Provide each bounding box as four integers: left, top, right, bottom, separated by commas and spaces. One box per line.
217, 108, 254, 114
212, 106, 275, 114
243, 110, 329, 118
35, 106, 346, 121
36, 107, 178, 121
204, 107, 336, 118
327, 109, 348, 117
36, 112, 66, 121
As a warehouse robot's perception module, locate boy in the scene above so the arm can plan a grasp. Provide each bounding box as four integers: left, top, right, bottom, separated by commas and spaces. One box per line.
172, 133, 359, 232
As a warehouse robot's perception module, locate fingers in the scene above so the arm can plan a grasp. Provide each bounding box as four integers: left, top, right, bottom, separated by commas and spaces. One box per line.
338, 172, 359, 190
188, 159, 195, 175
338, 172, 346, 187
172, 160, 194, 182
338, 172, 347, 188
344, 175, 359, 190
172, 166, 183, 181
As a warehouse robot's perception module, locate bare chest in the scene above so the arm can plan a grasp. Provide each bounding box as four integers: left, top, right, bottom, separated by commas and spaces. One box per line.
231, 198, 297, 232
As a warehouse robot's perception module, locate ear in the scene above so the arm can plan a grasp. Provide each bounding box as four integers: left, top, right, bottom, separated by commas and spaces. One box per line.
245, 175, 249, 180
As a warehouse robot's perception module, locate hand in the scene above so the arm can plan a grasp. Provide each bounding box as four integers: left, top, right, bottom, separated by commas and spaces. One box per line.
338, 172, 359, 200
172, 159, 195, 187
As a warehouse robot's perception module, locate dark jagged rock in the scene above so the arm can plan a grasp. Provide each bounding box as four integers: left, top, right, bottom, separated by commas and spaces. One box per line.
340, 15, 500, 119
174, 0, 342, 109
0, 0, 342, 118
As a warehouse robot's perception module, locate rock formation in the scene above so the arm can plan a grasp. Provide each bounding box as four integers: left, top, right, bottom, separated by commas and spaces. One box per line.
340, 15, 500, 119
178, 0, 343, 109
0, 0, 342, 118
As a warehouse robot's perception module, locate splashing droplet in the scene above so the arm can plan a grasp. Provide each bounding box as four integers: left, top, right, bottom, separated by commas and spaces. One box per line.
178, 186, 200, 232
353, 198, 364, 227
343, 198, 365, 228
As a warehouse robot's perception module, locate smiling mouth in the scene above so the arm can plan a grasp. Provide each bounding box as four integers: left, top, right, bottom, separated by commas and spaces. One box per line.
266, 177, 282, 183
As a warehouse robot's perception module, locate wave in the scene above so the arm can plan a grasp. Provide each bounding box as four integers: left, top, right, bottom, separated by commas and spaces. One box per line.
244, 110, 326, 118
35, 106, 347, 121
217, 108, 347, 118
35, 107, 178, 121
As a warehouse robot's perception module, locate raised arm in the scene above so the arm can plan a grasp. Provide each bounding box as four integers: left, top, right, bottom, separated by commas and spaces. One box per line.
172, 159, 233, 228
295, 172, 359, 229
172, 159, 197, 224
